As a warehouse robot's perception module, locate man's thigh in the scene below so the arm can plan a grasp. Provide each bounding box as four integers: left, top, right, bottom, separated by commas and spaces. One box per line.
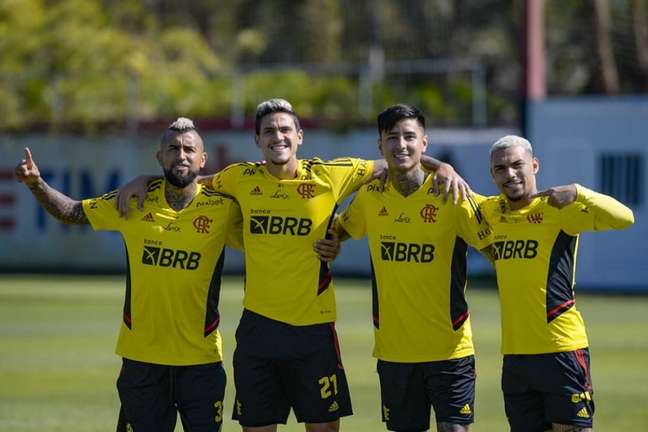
285, 322, 353, 424
176, 362, 227, 432
116, 358, 177, 432
377, 360, 430, 432
232, 331, 291, 427
232, 310, 352, 427
502, 350, 594, 432
542, 350, 594, 429
425, 355, 476, 427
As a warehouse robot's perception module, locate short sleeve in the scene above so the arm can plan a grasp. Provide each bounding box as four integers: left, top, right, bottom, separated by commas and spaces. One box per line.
455, 193, 492, 250
337, 193, 367, 240
211, 164, 239, 196
82, 191, 123, 232
225, 200, 244, 251
323, 158, 374, 201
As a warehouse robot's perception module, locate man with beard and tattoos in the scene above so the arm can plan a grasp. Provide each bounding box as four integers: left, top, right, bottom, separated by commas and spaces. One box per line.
14, 118, 246, 432
333, 104, 492, 432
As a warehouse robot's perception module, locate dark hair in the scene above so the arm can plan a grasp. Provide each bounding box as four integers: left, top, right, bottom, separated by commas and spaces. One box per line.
255, 98, 301, 135
377, 104, 426, 134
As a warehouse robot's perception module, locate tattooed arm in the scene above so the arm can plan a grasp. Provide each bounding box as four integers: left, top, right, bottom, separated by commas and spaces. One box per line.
15, 147, 89, 225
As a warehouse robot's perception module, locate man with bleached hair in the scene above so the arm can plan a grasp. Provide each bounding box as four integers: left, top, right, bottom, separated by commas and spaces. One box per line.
481, 135, 634, 432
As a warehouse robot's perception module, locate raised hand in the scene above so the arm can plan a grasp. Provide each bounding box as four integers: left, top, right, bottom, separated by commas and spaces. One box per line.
15, 147, 41, 187
530, 184, 577, 209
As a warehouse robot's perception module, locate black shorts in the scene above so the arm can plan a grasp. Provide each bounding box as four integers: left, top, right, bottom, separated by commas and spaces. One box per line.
377, 356, 476, 431
502, 348, 595, 432
232, 309, 353, 427
116, 358, 226, 432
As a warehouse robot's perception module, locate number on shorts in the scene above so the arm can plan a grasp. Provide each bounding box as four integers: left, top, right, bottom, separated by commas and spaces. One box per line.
318, 374, 338, 399
214, 400, 223, 422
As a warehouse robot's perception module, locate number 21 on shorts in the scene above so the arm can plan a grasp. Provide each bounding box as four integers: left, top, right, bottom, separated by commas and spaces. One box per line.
318, 374, 338, 399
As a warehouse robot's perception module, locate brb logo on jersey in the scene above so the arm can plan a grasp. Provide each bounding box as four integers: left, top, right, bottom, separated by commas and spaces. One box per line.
142, 246, 201, 270
250, 216, 313, 236
380, 242, 435, 263
492, 239, 538, 260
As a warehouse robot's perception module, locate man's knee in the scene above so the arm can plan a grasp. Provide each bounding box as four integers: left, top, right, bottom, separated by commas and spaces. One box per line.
242, 425, 277, 432
437, 422, 469, 432
305, 420, 340, 432
552, 424, 592, 432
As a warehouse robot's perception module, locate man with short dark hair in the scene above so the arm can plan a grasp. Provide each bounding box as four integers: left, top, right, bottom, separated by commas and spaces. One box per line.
15, 118, 243, 432
482, 135, 634, 432
333, 104, 492, 432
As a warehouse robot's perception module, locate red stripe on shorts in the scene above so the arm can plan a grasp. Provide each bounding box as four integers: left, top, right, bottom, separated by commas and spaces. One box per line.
574, 349, 592, 391
329, 323, 344, 370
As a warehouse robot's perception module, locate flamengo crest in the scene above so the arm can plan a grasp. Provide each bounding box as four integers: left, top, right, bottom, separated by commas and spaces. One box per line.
420, 204, 438, 223
193, 215, 213, 233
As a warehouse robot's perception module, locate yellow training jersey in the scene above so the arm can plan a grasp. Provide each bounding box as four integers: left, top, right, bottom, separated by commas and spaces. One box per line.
82, 179, 243, 365
337, 176, 492, 362
211, 157, 373, 325
481, 184, 634, 355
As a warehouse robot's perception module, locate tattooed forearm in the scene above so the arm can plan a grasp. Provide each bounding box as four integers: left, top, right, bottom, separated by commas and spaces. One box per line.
27, 178, 89, 225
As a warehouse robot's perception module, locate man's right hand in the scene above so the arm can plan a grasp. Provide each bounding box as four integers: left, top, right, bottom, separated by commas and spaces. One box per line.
116, 176, 152, 218
15, 147, 41, 188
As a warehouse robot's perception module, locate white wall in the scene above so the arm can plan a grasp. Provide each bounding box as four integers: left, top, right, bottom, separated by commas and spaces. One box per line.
528, 97, 648, 291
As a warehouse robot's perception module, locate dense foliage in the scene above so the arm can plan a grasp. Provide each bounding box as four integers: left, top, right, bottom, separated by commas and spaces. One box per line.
1, 0, 646, 132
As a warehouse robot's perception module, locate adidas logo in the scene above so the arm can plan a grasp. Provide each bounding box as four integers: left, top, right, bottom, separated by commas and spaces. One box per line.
250, 186, 262, 195
382, 405, 390, 421
141, 212, 154, 222
577, 407, 589, 418
378, 206, 389, 216
571, 391, 592, 403
328, 401, 339, 412
460, 404, 472, 415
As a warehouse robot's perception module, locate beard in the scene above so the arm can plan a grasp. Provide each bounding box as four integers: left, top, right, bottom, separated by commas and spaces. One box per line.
163, 166, 198, 188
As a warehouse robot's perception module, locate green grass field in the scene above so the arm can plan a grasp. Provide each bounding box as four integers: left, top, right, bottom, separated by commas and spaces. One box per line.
1, 274, 647, 431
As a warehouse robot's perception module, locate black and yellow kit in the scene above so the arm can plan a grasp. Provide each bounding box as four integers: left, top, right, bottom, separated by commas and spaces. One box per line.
338, 176, 492, 363
82, 180, 242, 366
480, 184, 634, 355
211, 158, 373, 325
